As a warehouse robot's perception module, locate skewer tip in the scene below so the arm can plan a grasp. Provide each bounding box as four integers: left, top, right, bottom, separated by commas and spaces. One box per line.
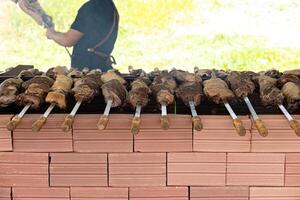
233, 118, 246, 136
289, 119, 300, 137
254, 119, 268, 137
160, 116, 169, 130
32, 116, 47, 132
61, 115, 75, 132
131, 117, 141, 135
98, 115, 109, 130
6, 116, 22, 131
192, 116, 203, 131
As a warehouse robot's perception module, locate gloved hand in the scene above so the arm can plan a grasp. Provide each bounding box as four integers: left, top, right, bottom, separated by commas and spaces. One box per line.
14, 0, 54, 28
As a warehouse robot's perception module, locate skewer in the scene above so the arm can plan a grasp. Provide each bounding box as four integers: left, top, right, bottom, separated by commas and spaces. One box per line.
189, 101, 203, 131
98, 100, 113, 130
61, 101, 82, 132
7, 103, 31, 131
161, 103, 169, 130
224, 102, 246, 136
244, 97, 268, 137
32, 103, 56, 132
131, 104, 142, 135
278, 104, 300, 136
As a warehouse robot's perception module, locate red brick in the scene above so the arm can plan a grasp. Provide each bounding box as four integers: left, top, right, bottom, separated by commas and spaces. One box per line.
286, 153, 300, 186
0, 188, 11, 200
13, 187, 69, 199
71, 187, 128, 199
227, 153, 285, 186
135, 115, 192, 152
109, 153, 166, 187
251, 130, 300, 152
0, 129, 12, 152
73, 115, 133, 153
0, 152, 48, 187
194, 130, 251, 152
168, 153, 226, 186
190, 187, 249, 200
0, 115, 13, 152
250, 187, 300, 200
252, 115, 298, 130
0, 115, 12, 128
50, 153, 107, 187
200, 116, 251, 130
73, 114, 131, 130
130, 187, 188, 200
13, 114, 73, 152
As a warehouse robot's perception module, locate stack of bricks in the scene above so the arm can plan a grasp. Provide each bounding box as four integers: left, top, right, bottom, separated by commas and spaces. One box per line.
0, 114, 300, 199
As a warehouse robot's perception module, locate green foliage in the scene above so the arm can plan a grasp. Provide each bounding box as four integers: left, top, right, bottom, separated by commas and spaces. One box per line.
0, 0, 300, 72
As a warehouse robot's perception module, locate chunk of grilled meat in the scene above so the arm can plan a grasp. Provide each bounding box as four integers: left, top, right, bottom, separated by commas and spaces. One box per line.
264, 69, 282, 79
284, 69, 300, 77
101, 69, 127, 85
45, 74, 73, 109
46, 66, 68, 79
72, 70, 103, 103
278, 74, 300, 111
258, 75, 284, 107
151, 72, 177, 106
0, 77, 23, 107
102, 79, 128, 108
128, 76, 151, 108
176, 81, 203, 107
227, 71, 256, 99
18, 76, 54, 109
203, 77, 235, 104
170, 69, 199, 83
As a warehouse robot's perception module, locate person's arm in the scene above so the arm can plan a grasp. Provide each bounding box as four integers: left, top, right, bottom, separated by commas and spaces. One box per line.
46, 28, 83, 47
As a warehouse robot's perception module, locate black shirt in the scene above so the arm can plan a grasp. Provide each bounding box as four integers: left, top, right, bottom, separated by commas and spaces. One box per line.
71, 0, 118, 71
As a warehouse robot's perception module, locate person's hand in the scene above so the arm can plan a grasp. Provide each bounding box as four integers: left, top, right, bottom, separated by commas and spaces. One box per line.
46, 28, 56, 40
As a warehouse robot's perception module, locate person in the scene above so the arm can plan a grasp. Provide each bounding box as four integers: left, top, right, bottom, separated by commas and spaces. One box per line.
46, 0, 119, 72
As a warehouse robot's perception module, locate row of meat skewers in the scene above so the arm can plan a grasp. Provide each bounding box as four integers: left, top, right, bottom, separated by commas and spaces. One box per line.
1, 66, 300, 137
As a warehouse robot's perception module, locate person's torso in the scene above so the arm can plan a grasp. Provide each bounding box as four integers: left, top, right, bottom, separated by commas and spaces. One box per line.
72, 0, 118, 71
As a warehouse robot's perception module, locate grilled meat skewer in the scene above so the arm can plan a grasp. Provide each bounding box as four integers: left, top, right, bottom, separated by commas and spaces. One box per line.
227, 71, 268, 137
151, 71, 177, 130
32, 67, 74, 132
174, 69, 203, 131
98, 70, 127, 130
128, 68, 151, 134
7, 74, 54, 131
258, 73, 300, 136
203, 71, 246, 136
62, 70, 102, 132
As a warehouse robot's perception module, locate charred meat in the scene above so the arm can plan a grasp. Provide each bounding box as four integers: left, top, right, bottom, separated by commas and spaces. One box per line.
258, 75, 284, 107
128, 76, 151, 109
203, 76, 235, 104
151, 72, 177, 106
18, 76, 54, 109
72, 70, 103, 103
227, 71, 256, 99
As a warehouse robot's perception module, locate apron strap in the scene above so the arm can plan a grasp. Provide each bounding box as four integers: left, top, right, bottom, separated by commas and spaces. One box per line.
87, 2, 119, 65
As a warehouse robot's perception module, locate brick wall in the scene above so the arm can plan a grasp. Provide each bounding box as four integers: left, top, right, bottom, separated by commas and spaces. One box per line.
0, 114, 300, 199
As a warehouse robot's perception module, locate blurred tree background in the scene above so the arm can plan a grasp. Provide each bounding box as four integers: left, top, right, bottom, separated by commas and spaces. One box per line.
0, 0, 300, 72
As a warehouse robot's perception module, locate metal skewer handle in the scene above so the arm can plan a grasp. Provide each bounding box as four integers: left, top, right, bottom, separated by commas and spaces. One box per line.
224, 102, 246, 136
160, 104, 169, 130
32, 103, 56, 132
131, 104, 142, 135
244, 97, 268, 137
189, 101, 203, 131
279, 104, 300, 136
7, 104, 31, 131
98, 100, 113, 130
62, 101, 82, 132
